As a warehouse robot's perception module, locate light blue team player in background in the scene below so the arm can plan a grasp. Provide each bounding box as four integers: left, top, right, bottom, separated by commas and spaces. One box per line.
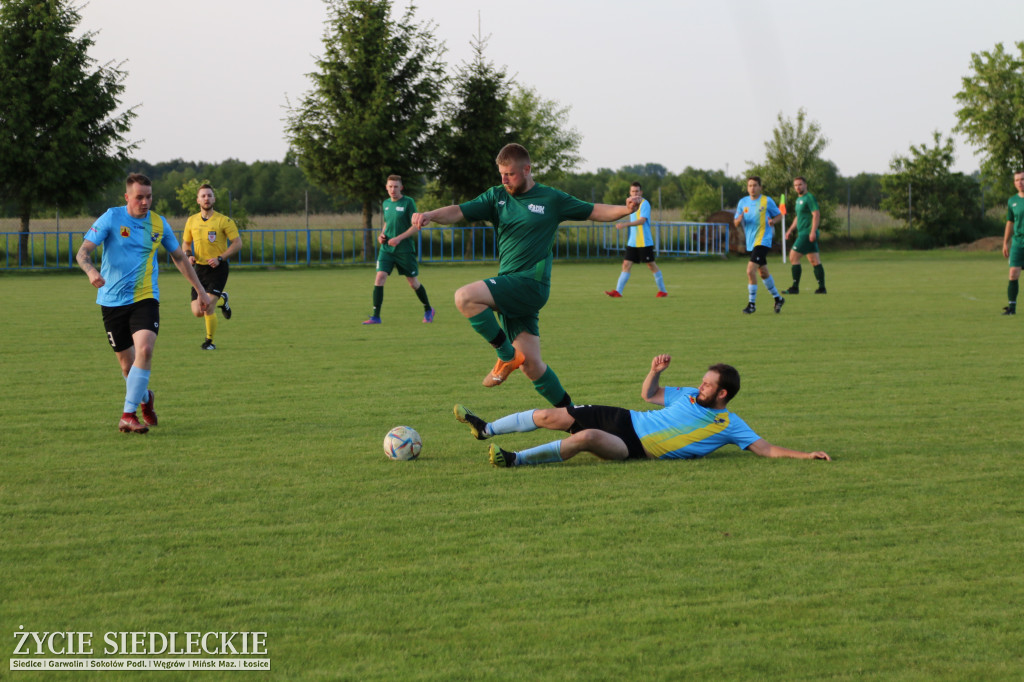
455, 354, 830, 467
734, 175, 785, 314
77, 173, 210, 434
605, 182, 668, 298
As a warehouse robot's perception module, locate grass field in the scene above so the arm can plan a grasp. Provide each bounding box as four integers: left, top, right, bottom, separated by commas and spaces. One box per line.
2, 251, 1023, 680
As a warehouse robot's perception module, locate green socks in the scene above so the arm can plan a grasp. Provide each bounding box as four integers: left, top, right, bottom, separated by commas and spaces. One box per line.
814, 264, 825, 288
532, 366, 571, 407
468, 310, 515, 361
371, 285, 383, 317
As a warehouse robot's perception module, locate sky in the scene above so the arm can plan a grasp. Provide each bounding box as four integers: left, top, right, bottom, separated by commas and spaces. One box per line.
76, 0, 1024, 178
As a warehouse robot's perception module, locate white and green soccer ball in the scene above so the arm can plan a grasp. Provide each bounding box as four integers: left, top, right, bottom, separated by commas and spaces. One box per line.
383, 426, 422, 461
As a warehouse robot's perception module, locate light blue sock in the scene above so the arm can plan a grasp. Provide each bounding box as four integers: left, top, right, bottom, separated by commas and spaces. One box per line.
763, 275, 780, 298
123, 366, 150, 413
515, 440, 563, 466
748, 284, 757, 303
488, 410, 537, 436
653, 271, 665, 293
616, 271, 630, 293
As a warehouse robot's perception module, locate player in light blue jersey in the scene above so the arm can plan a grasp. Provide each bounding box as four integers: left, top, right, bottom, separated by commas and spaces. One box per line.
454, 354, 830, 467
605, 182, 667, 298
734, 176, 785, 314
77, 173, 210, 434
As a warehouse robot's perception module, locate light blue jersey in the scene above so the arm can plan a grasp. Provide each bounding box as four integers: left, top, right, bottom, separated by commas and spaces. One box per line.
84, 207, 179, 307
630, 387, 760, 459
626, 199, 654, 247
735, 195, 780, 250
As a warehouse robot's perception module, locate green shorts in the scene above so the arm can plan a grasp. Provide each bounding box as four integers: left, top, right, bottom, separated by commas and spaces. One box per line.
792, 232, 819, 255
377, 248, 418, 277
1010, 241, 1024, 269
484, 274, 549, 340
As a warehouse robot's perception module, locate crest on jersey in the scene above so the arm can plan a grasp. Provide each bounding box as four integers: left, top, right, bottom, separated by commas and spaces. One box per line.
120, 226, 130, 238
207, 231, 217, 242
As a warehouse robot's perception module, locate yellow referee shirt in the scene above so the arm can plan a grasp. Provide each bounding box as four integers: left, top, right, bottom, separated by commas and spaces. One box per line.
183, 211, 240, 261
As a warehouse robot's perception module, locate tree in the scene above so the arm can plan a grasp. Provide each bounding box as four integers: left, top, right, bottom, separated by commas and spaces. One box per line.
747, 109, 839, 231
285, 0, 445, 250
0, 0, 136, 262
434, 28, 512, 206
954, 41, 1024, 197
507, 86, 583, 184
880, 131, 981, 246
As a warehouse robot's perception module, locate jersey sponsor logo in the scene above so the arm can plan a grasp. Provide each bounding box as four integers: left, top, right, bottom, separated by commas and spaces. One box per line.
396, 207, 405, 212
207, 231, 217, 242
527, 204, 545, 215
743, 207, 749, 213
120, 226, 131, 238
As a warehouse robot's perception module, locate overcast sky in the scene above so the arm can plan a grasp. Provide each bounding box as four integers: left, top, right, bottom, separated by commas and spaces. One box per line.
76, 0, 1023, 177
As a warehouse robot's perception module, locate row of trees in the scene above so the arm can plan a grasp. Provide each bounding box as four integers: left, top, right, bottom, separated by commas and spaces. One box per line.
1, 0, 1022, 250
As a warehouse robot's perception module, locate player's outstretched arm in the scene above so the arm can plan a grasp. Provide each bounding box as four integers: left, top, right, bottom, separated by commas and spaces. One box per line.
413, 205, 464, 229
588, 196, 640, 223
747, 438, 830, 460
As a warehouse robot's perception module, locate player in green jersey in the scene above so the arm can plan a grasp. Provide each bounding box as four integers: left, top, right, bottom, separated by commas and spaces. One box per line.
783, 176, 827, 294
413, 143, 639, 407
363, 175, 435, 324
1001, 170, 1024, 315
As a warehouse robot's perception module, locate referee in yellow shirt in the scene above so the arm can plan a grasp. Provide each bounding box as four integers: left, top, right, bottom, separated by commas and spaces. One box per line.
182, 184, 242, 350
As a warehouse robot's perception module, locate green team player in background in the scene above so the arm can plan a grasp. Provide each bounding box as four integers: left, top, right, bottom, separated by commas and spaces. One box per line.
1001, 170, 1024, 315
784, 176, 827, 295
363, 174, 435, 324
414, 143, 639, 407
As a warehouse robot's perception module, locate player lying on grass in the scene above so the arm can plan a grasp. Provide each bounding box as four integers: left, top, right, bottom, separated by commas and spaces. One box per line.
454, 354, 830, 467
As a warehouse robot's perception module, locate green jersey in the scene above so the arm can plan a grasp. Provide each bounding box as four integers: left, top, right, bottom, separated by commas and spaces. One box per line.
1007, 194, 1024, 242
794, 192, 820, 234
459, 183, 593, 284
382, 195, 417, 254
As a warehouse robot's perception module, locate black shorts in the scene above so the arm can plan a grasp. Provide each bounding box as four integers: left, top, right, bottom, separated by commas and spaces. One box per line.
565, 404, 648, 460
624, 245, 656, 264
748, 245, 770, 266
191, 262, 229, 300
101, 299, 160, 352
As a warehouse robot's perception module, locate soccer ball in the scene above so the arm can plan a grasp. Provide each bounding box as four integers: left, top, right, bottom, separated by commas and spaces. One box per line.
383, 426, 422, 461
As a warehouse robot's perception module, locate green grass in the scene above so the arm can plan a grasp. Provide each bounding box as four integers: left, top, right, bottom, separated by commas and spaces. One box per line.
2, 251, 1024, 680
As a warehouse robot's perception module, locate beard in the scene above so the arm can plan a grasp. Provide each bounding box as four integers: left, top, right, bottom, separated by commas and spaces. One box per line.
695, 393, 714, 408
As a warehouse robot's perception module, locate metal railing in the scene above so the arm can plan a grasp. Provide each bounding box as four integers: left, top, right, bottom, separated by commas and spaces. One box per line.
0, 222, 728, 271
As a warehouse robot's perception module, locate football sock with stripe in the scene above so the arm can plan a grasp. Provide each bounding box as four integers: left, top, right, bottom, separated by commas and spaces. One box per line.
371, 285, 384, 318
123, 366, 150, 414
653, 270, 665, 293
763, 275, 781, 298
415, 284, 431, 311
532, 366, 570, 407
615, 271, 629, 293
1009, 279, 1019, 305
515, 440, 563, 466
748, 284, 757, 303
814, 264, 825, 289
469, 310, 516, 361
488, 409, 537, 436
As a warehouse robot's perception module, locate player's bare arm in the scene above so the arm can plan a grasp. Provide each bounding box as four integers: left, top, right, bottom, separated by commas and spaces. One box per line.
589, 197, 640, 223
641, 354, 671, 405
413, 205, 464, 229
1004, 220, 1014, 258
170, 247, 211, 313
747, 438, 830, 460
76, 240, 105, 288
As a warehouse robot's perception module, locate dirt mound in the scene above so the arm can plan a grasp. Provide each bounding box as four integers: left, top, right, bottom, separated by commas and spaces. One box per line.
954, 236, 1002, 252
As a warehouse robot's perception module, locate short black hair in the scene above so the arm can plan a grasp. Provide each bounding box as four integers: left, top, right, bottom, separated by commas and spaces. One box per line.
708, 363, 740, 403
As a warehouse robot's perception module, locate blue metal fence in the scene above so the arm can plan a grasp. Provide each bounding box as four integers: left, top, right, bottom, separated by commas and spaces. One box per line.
0, 222, 728, 271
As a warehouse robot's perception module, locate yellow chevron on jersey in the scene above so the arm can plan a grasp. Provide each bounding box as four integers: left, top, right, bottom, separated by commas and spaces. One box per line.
641, 411, 732, 457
